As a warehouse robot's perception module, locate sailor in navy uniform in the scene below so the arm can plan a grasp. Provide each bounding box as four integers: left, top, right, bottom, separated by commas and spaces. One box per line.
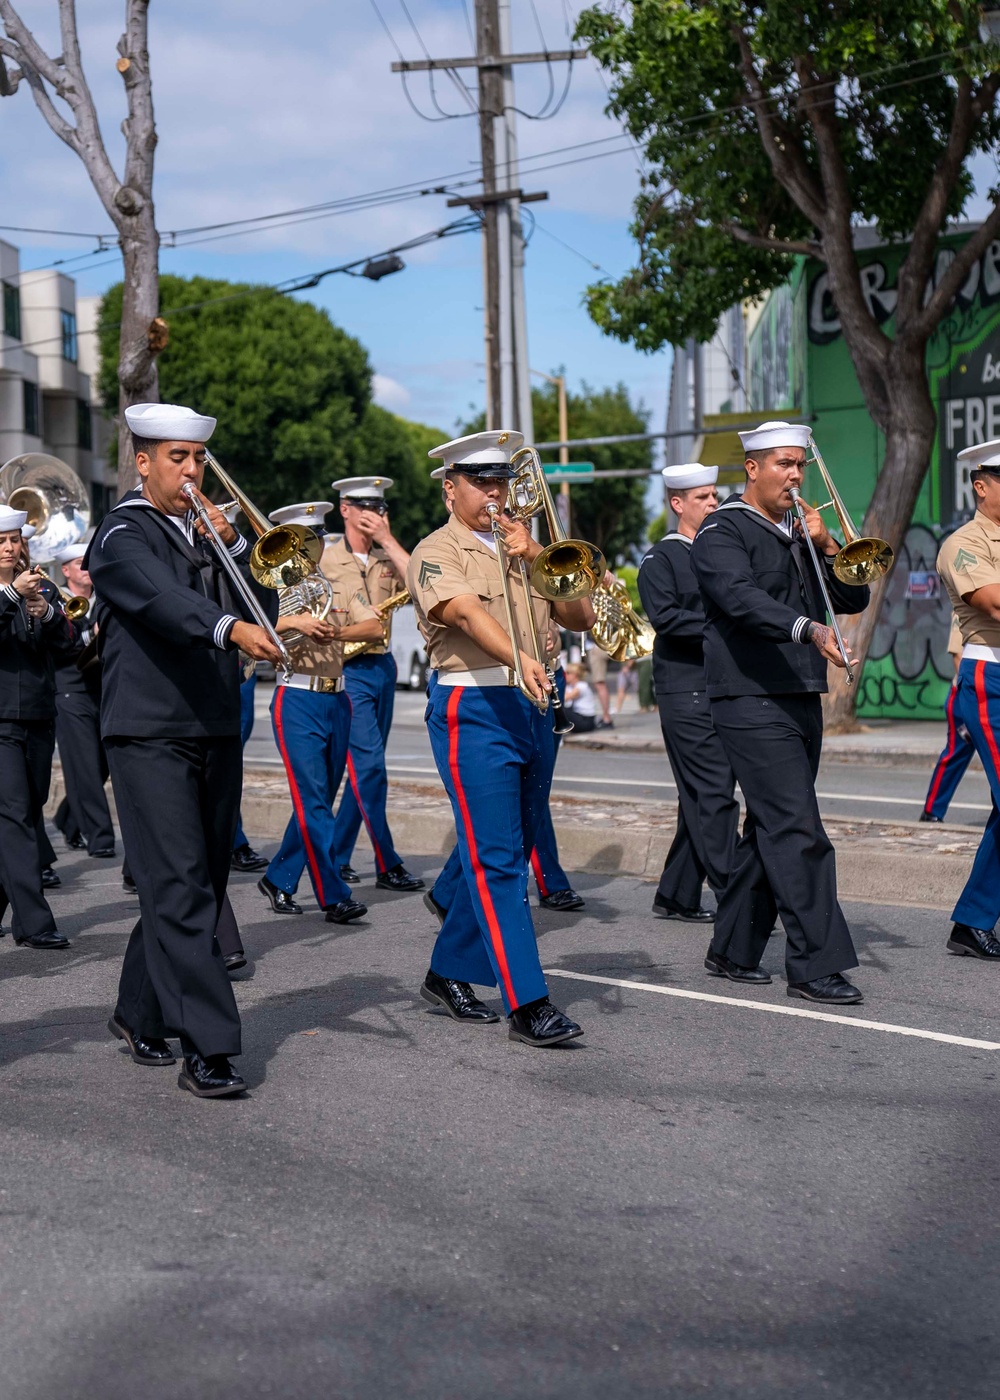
51, 541, 115, 858
0, 505, 78, 948
407, 431, 596, 1048
86, 402, 283, 1098
690, 421, 869, 1005
637, 464, 738, 923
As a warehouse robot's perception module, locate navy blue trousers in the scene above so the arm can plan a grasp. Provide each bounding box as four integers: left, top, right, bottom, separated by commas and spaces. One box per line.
952, 660, 1000, 929
923, 680, 975, 820
266, 685, 354, 910
528, 667, 571, 897
333, 654, 402, 874
427, 683, 555, 1013
233, 672, 257, 851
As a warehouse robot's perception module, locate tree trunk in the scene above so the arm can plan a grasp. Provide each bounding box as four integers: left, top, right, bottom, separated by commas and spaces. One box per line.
115, 206, 160, 490
823, 341, 937, 730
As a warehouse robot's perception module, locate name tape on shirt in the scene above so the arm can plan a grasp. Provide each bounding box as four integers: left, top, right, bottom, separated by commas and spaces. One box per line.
418, 561, 443, 588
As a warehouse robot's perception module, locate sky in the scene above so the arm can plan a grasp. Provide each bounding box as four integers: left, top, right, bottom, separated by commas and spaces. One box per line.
0, 0, 670, 449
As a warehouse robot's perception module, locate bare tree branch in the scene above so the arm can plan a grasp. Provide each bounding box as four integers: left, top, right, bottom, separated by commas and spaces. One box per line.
0, 0, 67, 91
723, 222, 823, 259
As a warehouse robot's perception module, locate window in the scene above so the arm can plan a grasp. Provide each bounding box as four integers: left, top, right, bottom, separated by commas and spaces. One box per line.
77, 399, 93, 450
22, 380, 39, 437
60, 309, 77, 362
3, 282, 20, 340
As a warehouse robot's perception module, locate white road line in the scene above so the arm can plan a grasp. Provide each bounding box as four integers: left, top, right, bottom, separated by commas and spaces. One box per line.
543, 968, 1000, 1050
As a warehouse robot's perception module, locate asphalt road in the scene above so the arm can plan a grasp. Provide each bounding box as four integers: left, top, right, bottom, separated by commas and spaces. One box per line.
3, 848, 1000, 1399
244, 684, 992, 826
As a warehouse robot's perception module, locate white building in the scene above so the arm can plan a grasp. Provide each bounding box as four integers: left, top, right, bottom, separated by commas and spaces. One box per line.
664, 304, 751, 475
0, 239, 116, 518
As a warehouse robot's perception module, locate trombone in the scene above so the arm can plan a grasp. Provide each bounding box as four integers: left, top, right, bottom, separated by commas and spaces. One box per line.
59, 589, 90, 621
807, 437, 894, 585
789, 487, 856, 686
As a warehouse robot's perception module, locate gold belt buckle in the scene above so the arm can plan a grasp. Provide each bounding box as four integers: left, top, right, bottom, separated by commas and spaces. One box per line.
310, 676, 339, 695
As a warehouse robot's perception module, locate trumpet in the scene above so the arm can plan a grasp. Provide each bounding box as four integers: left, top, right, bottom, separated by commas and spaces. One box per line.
59, 589, 90, 621
807, 438, 893, 585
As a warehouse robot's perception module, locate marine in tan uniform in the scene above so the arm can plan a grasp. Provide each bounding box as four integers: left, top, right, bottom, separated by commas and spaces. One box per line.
325, 475, 423, 892
256, 500, 383, 924
936, 437, 1000, 957
407, 430, 596, 1049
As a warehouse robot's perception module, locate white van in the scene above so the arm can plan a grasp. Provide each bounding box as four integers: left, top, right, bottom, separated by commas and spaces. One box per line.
390, 603, 429, 690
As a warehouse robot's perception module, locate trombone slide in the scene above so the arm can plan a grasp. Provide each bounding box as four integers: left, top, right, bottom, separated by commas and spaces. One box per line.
790, 488, 854, 686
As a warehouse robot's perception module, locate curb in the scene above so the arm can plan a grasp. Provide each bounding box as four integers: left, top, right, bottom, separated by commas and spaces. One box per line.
565, 732, 975, 770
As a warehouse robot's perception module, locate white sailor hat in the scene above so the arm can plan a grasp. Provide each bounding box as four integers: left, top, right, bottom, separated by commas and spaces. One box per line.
0, 505, 28, 531
56, 542, 88, 564
21, 524, 35, 541
738, 420, 811, 454
124, 402, 216, 443
269, 501, 334, 528
662, 463, 719, 491
427, 429, 524, 479
330, 476, 393, 500
958, 439, 1000, 472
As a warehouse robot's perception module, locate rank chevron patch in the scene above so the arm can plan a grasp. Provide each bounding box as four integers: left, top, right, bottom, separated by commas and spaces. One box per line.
418, 560, 442, 589
952, 548, 979, 572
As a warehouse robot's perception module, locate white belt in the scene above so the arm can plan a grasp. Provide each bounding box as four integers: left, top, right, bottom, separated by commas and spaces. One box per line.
278, 673, 345, 694
437, 665, 514, 688
963, 644, 1000, 665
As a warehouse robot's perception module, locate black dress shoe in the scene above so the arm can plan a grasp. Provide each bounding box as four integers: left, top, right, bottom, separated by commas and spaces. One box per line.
257, 876, 303, 915
122, 873, 138, 894
539, 888, 585, 912
65, 832, 86, 850
423, 890, 447, 926
340, 863, 361, 884
108, 1013, 176, 1066
947, 923, 1000, 959
224, 951, 248, 973
787, 972, 863, 1004
375, 863, 425, 892
231, 843, 269, 873
90, 847, 116, 859
652, 892, 713, 922
177, 1053, 247, 1098
15, 929, 70, 950
41, 867, 61, 889
704, 948, 771, 984
508, 997, 583, 1047
919, 812, 944, 823
420, 969, 499, 1021
324, 899, 368, 924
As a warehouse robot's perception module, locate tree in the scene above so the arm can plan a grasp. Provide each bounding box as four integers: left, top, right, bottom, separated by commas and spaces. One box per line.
0, 1, 163, 474
98, 275, 448, 542
577, 0, 1000, 725
467, 380, 652, 565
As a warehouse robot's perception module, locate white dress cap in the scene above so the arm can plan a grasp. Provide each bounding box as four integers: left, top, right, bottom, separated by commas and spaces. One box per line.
957, 438, 1000, 469
330, 476, 393, 499
124, 402, 217, 443
738, 420, 811, 454
662, 463, 719, 491
427, 429, 524, 475
0, 505, 28, 531
269, 501, 334, 528
429, 464, 447, 481
56, 542, 88, 564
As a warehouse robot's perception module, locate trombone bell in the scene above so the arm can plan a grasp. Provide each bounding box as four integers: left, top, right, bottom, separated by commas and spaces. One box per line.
530, 540, 605, 601
831, 537, 894, 587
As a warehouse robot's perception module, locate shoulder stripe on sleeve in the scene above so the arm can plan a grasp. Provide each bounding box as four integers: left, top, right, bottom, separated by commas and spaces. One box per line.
100, 523, 129, 547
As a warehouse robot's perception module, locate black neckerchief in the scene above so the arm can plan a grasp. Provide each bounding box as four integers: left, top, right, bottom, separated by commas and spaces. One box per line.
116, 495, 242, 615
715, 498, 814, 610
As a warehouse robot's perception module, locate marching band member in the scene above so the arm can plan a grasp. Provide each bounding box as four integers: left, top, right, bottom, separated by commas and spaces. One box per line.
936, 439, 1000, 958
87, 402, 283, 1099
257, 500, 383, 924
920, 614, 975, 823
327, 476, 424, 893
52, 542, 116, 859
528, 629, 584, 911
637, 464, 738, 922
407, 431, 595, 1047
0, 505, 77, 948
690, 421, 869, 1004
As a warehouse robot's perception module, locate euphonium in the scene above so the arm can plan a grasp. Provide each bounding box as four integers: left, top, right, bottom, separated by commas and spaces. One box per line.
590, 577, 656, 662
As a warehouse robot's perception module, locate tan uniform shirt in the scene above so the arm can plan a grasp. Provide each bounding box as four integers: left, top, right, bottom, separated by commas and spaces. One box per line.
407, 514, 552, 675
324, 535, 404, 655
287, 548, 379, 680
937, 512, 1000, 648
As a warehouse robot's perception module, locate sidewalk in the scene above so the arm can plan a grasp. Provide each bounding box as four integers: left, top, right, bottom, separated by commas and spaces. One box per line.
566, 704, 958, 765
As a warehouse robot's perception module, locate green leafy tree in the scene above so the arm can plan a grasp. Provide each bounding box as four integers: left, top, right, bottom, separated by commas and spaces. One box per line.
577, 0, 1000, 724
98, 277, 447, 546
466, 380, 652, 564
647, 509, 666, 544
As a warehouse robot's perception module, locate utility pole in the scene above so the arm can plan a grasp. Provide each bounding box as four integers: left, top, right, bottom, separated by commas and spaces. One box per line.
392, 16, 586, 433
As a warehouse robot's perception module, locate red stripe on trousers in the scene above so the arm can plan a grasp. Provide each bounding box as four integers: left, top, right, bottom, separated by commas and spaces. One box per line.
924, 682, 959, 815
446, 687, 517, 1008
975, 661, 1000, 778
346, 749, 386, 873
274, 687, 327, 907
530, 847, 548, 897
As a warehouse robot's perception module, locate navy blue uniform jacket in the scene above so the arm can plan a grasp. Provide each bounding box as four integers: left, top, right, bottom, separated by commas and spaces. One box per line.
0, 580, 79, 721
637, 534, 706, 694
690, 498, 869, 698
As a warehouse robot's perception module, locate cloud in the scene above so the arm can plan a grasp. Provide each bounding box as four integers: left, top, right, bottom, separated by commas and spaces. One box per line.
371, 372, 412, 414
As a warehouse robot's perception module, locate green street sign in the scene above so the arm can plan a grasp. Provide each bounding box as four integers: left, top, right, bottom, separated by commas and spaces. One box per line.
542, 461, 594, 474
